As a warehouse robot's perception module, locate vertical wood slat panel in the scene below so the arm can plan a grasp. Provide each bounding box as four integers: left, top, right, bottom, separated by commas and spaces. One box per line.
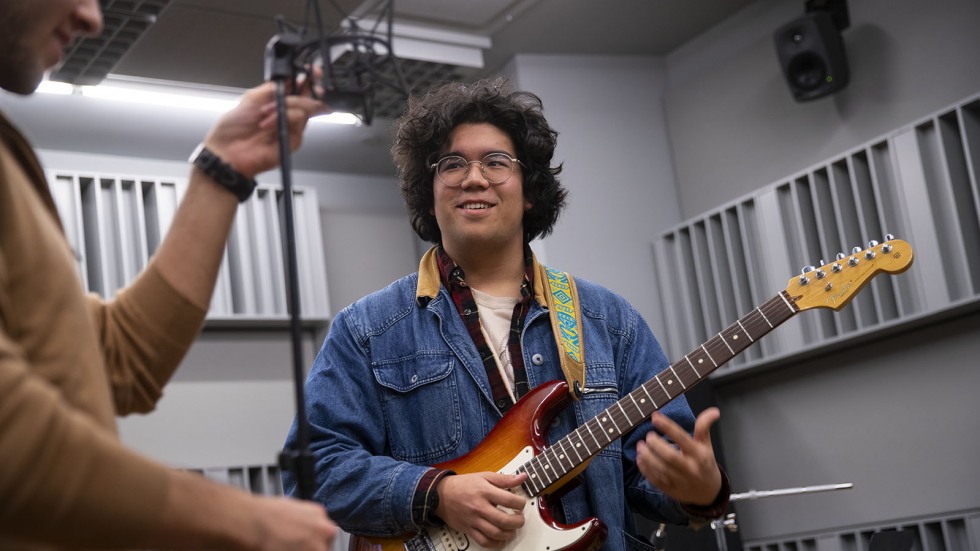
655, 93, 980, 377
743, 510, 980, 551
852, 151, 901, 323
807, 170, 848, 339
676, 228, 708, 350
960, 102, 980, 293
735, 200, 773, 361
916, 119, 972, 301
246, 186, 287, 316
283, 187, 332, 318
871, 142, 922, 318
652, 235, 686, 363
47, 172, 89, 290
941, 108, 980, 295
46, 170, 329, 322
691, 220, 722, 345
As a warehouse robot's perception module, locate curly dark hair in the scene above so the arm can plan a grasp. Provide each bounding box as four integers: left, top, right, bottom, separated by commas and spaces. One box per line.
391, 77, 566, 244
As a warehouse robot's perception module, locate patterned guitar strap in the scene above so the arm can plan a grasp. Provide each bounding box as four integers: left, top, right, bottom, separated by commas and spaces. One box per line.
541, 267, 586, 400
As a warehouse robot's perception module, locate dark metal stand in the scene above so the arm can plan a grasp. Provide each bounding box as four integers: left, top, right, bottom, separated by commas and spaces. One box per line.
709, 482, 855, 551
265, 32, 316, 501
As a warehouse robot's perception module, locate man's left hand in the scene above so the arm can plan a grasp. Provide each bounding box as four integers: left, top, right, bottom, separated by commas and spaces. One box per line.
636, 407, 722, 505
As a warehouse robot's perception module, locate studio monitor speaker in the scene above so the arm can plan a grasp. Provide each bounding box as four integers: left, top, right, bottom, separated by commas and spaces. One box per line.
773, 11, 849, 101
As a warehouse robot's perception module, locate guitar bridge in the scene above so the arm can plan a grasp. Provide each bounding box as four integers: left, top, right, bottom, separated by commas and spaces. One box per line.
405, 533, 437, 551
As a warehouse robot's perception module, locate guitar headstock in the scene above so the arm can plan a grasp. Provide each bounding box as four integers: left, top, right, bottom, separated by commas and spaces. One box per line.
786, 236, 914, 312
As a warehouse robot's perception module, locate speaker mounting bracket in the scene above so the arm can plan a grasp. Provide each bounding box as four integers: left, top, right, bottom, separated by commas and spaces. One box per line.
805, 0, 850, 31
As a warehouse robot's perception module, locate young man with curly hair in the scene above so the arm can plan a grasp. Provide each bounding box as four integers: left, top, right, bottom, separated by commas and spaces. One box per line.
284, 78, 730, 551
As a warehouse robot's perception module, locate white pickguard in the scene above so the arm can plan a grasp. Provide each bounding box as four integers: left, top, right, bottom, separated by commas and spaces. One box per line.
409, 447, 592, 551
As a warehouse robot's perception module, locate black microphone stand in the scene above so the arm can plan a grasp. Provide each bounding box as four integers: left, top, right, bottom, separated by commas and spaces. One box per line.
262, 1, 408, 500
264, 32, 316, 501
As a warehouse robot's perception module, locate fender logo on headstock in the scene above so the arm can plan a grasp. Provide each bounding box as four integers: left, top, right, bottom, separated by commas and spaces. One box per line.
826, 281, 854, 307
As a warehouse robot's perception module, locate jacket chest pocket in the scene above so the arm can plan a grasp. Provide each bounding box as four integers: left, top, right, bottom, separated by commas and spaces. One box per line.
576, 384, 624, 458
372, 352, 462, 463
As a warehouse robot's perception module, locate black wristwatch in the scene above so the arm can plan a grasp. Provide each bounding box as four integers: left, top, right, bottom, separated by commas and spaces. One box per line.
425, 487, 444, 526
189, 144, 257, 202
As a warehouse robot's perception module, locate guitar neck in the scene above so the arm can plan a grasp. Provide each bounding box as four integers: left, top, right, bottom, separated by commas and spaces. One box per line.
519, 290, 800, 496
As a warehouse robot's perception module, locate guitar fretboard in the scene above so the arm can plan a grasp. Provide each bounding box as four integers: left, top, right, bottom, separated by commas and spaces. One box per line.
518, 290, 799, 496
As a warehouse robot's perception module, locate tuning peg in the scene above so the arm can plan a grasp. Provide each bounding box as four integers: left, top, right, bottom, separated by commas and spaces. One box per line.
832, 253, 845, 272
799, 266, 815, 285
865, 240, 879, 260
882, 235, 894, 253
848, 248, 860, 266
851, 246, 862, 254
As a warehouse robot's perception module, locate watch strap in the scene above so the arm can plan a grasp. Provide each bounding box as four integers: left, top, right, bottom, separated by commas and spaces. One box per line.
189, 144, 257, 202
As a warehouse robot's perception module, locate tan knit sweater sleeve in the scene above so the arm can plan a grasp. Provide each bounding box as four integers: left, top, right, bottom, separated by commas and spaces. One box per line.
86, 263, 208, 415
0, 112, 208, 547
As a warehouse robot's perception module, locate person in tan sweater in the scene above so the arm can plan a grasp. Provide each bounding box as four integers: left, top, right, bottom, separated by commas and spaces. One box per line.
0, 0, 338, 549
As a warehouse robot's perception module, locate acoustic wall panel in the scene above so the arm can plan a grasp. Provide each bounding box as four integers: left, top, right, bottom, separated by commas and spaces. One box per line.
45, 171, 330, 325
654, 91, 980, 379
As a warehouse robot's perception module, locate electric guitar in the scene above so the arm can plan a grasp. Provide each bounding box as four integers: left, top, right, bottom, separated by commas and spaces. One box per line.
351, 237, 914, 551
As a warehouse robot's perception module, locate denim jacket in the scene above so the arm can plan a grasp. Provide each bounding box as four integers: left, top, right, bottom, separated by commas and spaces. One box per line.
284, 249, 702, 551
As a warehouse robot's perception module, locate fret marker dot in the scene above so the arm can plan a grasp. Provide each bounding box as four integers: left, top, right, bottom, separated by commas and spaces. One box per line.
640, 398, 647, 404
733, 335, 739, 340
576, 443, 582, 447
544, 465, 550, 470
667, 380, 673, 385
608, 428, 614, 433
559, 454, 565, 459
530, 474, 537, 479
698, 359, 704, 364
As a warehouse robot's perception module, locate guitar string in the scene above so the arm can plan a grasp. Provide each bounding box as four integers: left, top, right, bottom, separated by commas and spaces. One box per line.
523, 291, 800, 494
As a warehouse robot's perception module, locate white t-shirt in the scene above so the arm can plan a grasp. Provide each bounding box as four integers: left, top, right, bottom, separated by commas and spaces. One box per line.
471, 287, 520, 403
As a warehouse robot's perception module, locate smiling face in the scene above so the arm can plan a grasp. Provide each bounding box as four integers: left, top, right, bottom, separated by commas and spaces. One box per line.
433, 122, 532, 261
0, 0, 103, 95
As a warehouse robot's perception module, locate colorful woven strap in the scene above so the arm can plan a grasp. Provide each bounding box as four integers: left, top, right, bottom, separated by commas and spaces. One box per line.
543, 267, 586, 400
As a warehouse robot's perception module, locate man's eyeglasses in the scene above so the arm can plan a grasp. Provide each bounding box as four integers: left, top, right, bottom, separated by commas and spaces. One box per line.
430, 153, 522, 187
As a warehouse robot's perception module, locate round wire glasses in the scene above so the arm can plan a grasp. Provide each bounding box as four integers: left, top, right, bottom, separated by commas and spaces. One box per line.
430, 153, 522, 187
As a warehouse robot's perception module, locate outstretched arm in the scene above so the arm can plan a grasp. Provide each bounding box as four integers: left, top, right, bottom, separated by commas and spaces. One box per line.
153, 81, 324, 310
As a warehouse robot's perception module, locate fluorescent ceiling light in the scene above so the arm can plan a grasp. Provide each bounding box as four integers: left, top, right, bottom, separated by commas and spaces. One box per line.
36, 77, 360, 125
36, 80, 74, 95
312, 112, 361, 125
81, 83, 240, 112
